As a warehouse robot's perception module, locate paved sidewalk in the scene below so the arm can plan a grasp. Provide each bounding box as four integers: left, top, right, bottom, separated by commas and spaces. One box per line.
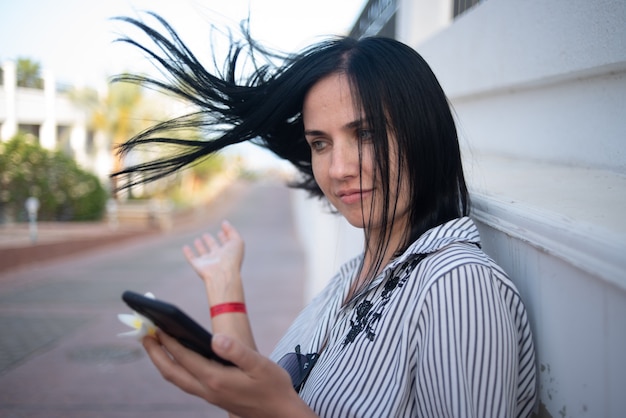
0, 180, 307, 417
0, 222, 159, 274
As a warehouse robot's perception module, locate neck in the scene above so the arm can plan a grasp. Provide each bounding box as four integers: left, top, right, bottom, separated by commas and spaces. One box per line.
347, 221, 407, 302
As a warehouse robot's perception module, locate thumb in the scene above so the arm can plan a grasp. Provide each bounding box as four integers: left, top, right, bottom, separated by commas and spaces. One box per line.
212, 333, 262, 372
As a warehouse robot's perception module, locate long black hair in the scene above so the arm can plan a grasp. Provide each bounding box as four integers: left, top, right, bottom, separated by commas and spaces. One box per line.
112, 12, 469, 284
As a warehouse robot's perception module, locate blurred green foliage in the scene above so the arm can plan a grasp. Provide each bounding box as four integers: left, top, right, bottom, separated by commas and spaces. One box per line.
189, 155, 225, 182
156, 154, 226, 208
16, 57, 44, 89
0, 133, 108, 222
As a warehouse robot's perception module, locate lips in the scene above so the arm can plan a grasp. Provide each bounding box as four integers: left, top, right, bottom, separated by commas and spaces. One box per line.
337, 188, 372, 205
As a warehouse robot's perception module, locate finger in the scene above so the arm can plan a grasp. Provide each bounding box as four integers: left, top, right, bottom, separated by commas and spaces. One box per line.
158, 331, 221, 372
202, 233, 220, 251
156, 331, 234, 390
182, 245, 196, 263
194, 237, 209, 255
142, 335, 207, 397
211, 334, 264, 374
217, 230, 227, 244
219, 221, 243, 248
221, 220, 240, 240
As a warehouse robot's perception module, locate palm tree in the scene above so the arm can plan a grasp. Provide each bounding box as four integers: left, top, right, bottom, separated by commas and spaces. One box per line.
71, 79, 217, 203
16, 57, 44, 89
71, 79, 151, 198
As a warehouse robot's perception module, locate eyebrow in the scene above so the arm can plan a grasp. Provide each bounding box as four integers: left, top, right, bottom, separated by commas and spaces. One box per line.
303, 119, 365, 137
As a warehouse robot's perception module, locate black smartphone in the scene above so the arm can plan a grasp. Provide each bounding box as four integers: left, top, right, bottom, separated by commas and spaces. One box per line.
121, 290, 234, 366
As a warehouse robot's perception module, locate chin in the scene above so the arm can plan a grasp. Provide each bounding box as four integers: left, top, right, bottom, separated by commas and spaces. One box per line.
347, 221, 366, 229
334, 205, 369, 229
343, 215, 367, 229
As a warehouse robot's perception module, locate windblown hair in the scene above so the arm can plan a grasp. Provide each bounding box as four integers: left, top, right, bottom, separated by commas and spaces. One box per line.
112, 13, 470, 283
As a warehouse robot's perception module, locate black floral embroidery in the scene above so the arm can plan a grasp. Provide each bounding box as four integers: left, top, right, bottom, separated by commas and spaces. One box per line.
343, 300, 374, 344
342, 254, 427, 346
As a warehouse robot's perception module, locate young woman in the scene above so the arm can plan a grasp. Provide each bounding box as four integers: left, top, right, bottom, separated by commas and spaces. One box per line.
113, 13, 537, 418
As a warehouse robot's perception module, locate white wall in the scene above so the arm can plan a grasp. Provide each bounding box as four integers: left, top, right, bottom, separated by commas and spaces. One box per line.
397, 0, 451, 46
0, 61, 17, 140
394, 0, 626, 416
414, 0, 626, 173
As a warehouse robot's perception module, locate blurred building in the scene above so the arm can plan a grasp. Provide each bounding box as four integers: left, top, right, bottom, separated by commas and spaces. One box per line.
291, 0, 626, 417
0, 61, 111, 181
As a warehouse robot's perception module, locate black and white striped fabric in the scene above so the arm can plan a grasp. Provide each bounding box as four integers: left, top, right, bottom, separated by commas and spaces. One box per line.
270, 217, 537, 417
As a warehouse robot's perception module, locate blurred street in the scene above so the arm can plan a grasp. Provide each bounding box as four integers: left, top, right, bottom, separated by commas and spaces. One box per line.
0, 180, 306, 417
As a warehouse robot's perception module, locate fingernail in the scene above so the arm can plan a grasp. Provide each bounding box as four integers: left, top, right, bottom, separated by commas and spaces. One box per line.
213, 334, 231, 350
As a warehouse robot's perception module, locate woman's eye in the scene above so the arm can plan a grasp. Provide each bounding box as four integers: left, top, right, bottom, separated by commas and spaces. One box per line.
357, 129, 374, 141
310, 140, 327, 152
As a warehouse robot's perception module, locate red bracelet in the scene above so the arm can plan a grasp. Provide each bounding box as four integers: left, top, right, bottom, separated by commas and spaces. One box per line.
210, 302, 247, 318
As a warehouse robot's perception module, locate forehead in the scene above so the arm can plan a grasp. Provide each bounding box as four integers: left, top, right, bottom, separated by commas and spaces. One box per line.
302, 73, 359, 126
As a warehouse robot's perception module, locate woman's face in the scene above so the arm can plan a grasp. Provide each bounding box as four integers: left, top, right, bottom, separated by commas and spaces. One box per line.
302, 73, 410, 237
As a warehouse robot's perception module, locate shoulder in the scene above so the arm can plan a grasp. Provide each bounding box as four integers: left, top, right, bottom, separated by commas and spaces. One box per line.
402, 242, 521, 313
393, 217, 496, 288
421, 242, 496, 282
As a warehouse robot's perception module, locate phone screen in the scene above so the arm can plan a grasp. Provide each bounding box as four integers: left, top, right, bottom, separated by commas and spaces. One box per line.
122, 291, 234, 366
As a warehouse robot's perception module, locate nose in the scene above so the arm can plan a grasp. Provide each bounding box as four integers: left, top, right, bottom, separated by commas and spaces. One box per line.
328, 139, 359, 180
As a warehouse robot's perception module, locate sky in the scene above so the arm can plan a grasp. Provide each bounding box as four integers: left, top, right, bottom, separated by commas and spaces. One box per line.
0, 0, 366, 88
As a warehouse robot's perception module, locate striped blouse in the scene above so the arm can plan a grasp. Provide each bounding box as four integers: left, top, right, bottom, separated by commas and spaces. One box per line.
270, 217, 537, 417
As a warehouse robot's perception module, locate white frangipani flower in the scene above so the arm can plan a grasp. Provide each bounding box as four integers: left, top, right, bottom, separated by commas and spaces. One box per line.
118, 292, 158, 339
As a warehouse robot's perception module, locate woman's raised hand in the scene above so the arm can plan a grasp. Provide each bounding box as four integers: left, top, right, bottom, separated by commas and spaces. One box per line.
183, 221, 245, 305
183, 221, 256, 350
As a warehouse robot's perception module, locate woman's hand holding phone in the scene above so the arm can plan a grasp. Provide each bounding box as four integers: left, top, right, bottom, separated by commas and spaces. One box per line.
143, 331, 317, 418
130, 220, 291, 415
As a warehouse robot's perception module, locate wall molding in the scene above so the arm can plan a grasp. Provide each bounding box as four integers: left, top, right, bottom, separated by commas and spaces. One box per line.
471, 192, 626, 292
